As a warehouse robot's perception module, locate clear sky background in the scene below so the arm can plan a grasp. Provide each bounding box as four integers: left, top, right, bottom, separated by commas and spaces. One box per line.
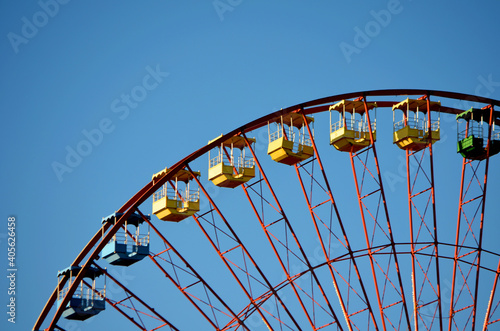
1, 1, 500, 330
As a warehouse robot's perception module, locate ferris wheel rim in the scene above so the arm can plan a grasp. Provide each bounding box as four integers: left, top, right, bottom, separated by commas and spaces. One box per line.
34, 88, 500, 331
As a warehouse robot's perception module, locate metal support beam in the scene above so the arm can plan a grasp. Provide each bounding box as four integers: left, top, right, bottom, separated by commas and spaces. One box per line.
187, 163, 297, 330
347, 96, 412, 330
449, 105, 495, 330
295, 108, 379, 330
243, 131, 343, 330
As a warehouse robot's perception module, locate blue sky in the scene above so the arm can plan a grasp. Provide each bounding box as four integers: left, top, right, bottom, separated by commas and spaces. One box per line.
1, 1, 500, 330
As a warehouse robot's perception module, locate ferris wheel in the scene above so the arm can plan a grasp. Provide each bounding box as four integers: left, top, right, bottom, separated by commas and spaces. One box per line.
34, 89, 500, 330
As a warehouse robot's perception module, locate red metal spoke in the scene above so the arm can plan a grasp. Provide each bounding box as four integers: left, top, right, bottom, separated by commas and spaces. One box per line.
92, 262, 177, 330
287, 164, 349, 252
294, 109, 382, 330
344, 97, 412, 330
449, 105, 496, 330
141, 211, 246, 330
483, 258, 500, 330
81, 279, 148, 330
243, 132, 344, 330
400, 95, 443, 330
409, 192, 433, 242
187, 163, 302, 330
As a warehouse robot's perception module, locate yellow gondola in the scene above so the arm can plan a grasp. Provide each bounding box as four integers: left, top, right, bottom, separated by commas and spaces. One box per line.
152, 168, 200, 222
208, 135, 256, 188
393, 98, 441, 151
268, 113, 314, 165
329, 99, 377, 152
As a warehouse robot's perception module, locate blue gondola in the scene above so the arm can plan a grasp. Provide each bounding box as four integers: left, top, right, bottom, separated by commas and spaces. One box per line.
101, 212, 150, 266
57, 266, 106, 321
